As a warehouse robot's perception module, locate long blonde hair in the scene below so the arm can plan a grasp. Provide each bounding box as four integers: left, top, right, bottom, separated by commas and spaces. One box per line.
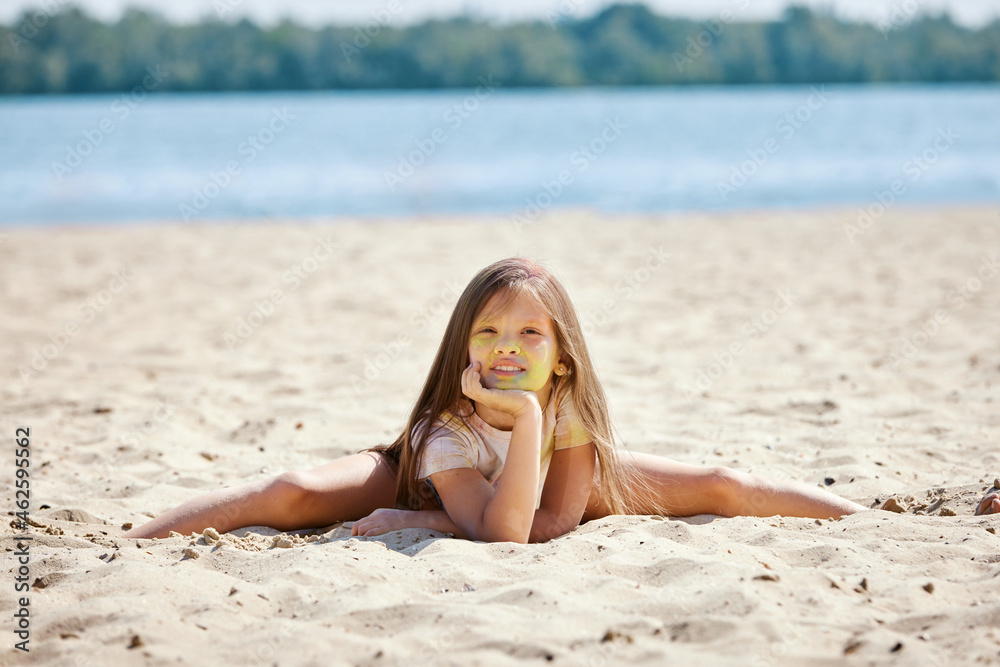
363, 257, 641, 518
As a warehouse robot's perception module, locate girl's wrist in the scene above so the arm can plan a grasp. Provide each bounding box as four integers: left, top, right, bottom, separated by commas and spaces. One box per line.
512, 396, 542, 421
512, 409, 542, 426
410, 509, 467, 537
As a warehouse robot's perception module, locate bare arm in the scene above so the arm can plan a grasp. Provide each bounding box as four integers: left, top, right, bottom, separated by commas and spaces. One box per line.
394, 505, 567, 542
377, 442, 597, 543
528, 442, 596, 542
429, 405, 542, 543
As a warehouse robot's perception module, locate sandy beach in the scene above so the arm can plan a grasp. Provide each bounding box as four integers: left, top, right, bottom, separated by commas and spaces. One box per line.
2, 206, 999, 666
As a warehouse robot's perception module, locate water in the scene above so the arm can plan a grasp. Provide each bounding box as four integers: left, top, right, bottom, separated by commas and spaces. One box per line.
1, 84, 997, 226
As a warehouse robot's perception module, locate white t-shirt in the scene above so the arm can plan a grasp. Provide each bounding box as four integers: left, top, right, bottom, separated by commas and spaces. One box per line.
413, 378, 593, 509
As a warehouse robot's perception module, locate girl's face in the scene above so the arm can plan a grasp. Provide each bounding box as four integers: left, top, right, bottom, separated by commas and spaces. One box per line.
468, 291, 563, 395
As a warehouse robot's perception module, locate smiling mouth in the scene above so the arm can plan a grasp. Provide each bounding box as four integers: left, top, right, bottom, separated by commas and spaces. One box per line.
491, 365, 525, 374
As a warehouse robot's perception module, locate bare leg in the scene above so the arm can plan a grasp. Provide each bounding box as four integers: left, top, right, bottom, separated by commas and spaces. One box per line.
717, 466, 867, 519
583, 451, 866, 522
122, 452, 397, 539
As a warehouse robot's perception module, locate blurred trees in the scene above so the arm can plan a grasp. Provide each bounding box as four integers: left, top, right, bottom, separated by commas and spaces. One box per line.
1, 3, 997, 94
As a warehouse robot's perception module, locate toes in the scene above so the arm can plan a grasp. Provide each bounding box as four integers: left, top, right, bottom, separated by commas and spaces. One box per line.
975, 492, 1000, 516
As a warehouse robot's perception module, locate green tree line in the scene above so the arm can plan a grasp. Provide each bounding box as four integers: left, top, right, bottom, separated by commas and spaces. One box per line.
2, 3, 998, 94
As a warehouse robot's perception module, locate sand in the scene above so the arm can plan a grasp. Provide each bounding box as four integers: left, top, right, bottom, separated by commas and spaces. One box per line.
1, 206, 998, 666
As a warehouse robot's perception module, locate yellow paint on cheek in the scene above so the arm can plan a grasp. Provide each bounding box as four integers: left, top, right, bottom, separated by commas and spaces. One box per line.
468, 337, 494, 385
519, 341, 554, 389
469, 338, 490, 363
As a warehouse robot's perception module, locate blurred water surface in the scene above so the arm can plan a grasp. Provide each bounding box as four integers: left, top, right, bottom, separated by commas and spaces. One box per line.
1, 84, 997, 225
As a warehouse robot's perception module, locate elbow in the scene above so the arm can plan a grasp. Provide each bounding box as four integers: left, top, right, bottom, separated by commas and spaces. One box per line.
479, 525, 531, 544
492, 531, 530, 544
528, 519, 573, 543
528, 508, 581, 543
473, 517, 531, 544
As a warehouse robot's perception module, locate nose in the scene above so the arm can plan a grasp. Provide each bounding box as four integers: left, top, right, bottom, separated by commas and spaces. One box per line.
494, 338, 520, 354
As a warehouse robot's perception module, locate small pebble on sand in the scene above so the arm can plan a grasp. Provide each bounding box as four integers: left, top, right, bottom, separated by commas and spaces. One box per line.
880, 497, 906, 513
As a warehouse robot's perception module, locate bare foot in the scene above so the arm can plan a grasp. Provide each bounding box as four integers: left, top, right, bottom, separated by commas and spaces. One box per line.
974, 478, 1000, 516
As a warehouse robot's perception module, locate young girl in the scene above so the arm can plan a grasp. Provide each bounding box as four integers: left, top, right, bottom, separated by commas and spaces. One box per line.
123, 258, 1000, 542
